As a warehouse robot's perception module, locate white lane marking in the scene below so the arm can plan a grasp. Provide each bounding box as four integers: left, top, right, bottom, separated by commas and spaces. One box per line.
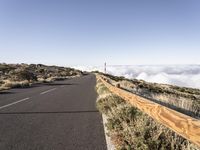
40, 88, 57, 95
0, 97, 30, 110
60, 85, 65, 88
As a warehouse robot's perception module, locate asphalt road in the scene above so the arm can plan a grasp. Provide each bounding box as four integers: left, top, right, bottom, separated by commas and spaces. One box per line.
0, 74, 106, 150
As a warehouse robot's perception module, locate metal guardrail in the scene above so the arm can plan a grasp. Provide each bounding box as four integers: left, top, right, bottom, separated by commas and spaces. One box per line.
98, 75, 200, 147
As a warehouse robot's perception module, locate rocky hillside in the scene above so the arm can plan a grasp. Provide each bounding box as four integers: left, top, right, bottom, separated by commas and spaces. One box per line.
0, 63, 83, 91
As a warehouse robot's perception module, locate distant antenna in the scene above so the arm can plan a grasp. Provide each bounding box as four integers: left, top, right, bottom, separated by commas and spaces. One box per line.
104, 62, 106, 74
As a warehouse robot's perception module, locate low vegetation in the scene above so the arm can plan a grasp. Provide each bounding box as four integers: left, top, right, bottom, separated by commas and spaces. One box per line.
99, 73, 200, 119
0, 63, 83, 91
96, 78, 200, 150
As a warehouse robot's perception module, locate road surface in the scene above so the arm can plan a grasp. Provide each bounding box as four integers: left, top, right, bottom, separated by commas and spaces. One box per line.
0, 74, 106, 150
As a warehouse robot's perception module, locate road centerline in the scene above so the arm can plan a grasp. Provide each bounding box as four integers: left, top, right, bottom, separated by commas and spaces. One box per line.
40, 88, 57, 95
0, 97, 30, 110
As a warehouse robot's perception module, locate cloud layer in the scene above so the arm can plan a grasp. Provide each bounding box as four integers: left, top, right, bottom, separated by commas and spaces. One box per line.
75, 65, 200, 89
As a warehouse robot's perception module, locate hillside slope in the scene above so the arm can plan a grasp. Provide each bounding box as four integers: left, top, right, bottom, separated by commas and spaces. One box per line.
100, 73, 200, 119
0, 63, 83, 91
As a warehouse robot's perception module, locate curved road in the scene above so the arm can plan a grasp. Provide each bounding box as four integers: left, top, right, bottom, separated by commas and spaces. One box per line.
0, 74, 106, 150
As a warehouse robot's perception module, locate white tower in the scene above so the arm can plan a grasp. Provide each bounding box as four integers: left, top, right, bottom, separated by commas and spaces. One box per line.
104, 62, 106, 74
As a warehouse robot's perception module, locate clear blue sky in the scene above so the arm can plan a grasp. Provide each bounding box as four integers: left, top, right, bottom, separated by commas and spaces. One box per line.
0, 0, 200, 66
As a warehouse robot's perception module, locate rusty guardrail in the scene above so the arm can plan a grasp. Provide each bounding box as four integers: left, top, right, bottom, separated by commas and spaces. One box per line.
98, 75, 200, 147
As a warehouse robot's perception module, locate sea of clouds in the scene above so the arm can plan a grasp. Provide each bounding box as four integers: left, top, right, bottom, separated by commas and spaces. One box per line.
74, 65, 200, 89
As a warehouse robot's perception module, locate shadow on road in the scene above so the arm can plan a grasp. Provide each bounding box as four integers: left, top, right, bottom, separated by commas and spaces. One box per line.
42, 83, 78, 86
0, 83, 78, 93
0, 110, 99, 115
0, 91, 15, 95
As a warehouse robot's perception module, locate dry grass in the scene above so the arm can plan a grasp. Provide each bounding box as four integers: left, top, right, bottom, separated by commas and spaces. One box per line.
0, 86, 10, 91
96, 78, 200, 150
0, 80, 31, 90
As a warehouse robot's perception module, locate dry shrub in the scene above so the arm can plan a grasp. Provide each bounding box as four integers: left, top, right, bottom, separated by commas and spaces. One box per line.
2, 80, 30, 88
0, 86, 10, 91
96, 79, 200, 150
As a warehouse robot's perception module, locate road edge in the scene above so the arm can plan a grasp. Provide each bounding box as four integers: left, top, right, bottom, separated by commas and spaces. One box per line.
102, 114, 115, 150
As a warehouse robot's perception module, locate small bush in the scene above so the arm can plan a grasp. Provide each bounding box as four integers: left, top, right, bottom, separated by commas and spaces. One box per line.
15, 70, 37, 81
0, 86, 10, 91
3, 80, 30, 88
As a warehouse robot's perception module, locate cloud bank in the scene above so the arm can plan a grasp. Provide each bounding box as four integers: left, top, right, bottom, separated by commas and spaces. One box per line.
74, 65, 200, 89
